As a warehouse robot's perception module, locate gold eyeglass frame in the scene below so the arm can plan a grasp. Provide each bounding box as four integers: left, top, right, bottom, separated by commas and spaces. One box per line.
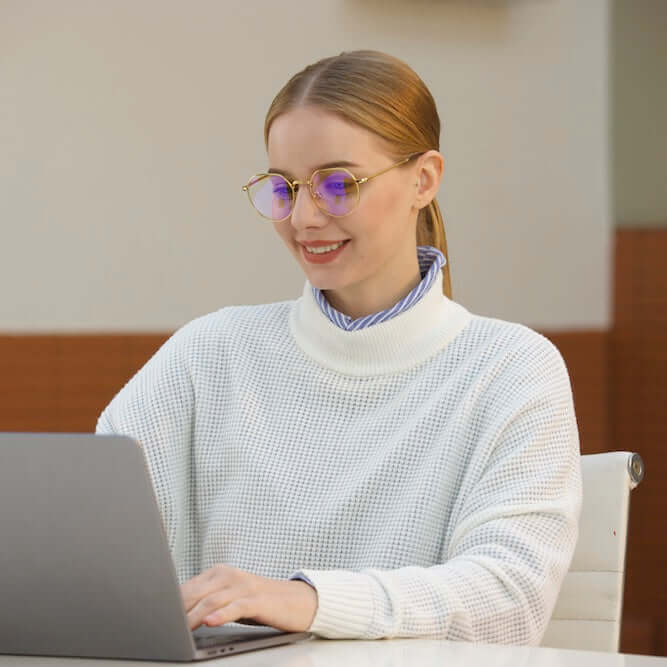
241, 152, 423, 222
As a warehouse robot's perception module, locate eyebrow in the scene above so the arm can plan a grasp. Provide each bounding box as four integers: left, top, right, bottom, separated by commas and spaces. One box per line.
267, 161, 361, 178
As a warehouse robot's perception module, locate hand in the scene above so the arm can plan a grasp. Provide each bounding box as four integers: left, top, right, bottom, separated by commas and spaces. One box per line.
180, 564, 318, 633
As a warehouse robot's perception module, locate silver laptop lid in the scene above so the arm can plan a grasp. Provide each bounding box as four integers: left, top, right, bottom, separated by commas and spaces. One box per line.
0, 433, 199, 660
0, 433, 310, 661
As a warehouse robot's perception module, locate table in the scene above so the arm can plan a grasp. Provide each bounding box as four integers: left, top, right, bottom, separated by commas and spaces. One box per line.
1, 637, 666, 667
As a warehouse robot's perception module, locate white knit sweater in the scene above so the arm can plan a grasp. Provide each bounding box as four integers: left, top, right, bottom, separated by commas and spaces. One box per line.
95, 268, 582, 644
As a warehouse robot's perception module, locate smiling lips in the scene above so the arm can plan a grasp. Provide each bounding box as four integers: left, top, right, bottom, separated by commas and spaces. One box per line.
298, 240, 350, 247
300, 239, 350, 263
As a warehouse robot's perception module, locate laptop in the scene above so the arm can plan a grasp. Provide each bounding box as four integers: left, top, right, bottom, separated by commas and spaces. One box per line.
0, 433, 314, 661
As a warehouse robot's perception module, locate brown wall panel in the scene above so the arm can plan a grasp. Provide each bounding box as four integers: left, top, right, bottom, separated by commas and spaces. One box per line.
611, 228, 667, 657
0, 334, 169, 432
1, 330, 608, 445
544, 330, 611, 456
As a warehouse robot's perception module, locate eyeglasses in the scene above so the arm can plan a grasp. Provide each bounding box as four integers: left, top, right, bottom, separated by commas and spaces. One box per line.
241, 152, 423, 222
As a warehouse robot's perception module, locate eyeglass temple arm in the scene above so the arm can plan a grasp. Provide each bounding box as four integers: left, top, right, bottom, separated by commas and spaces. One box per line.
356, 153, 421, 185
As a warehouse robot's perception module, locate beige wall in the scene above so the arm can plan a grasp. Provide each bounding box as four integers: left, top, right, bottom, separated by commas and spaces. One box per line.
612, 0, 667, 227
1, 0, 610, 332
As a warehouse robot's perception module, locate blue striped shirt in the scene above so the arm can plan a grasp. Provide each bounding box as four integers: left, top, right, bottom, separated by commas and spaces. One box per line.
312, 245, 447, 331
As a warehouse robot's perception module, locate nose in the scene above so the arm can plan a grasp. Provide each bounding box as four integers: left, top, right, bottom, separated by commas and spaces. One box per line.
289, 182, 328, 231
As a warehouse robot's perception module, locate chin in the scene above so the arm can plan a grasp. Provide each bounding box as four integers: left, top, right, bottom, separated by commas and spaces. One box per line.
305, 273, 347, 292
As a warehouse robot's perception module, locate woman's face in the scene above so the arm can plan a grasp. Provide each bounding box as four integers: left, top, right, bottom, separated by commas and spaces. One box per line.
267, 105, 423, 313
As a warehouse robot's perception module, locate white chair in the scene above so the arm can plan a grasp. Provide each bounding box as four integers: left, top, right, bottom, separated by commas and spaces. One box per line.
541, 451, 644, 652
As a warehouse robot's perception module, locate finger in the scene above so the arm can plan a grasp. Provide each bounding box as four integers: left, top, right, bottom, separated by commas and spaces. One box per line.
180, 570, 209, 605
202, 599, 253, 628
187, 590, 237, 630
181, 565, 235, 612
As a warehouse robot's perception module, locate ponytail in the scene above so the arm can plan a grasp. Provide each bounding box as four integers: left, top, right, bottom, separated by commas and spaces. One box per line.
417, 197, 452, 298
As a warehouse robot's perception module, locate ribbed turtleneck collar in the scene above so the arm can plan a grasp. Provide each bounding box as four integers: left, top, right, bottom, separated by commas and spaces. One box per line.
288, 266, 473, 376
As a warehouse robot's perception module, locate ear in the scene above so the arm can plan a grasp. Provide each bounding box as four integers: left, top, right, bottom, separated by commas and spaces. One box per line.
413, 150, 444, 210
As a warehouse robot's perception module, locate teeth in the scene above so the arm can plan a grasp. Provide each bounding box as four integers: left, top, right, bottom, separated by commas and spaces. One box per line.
305, 241, 347, 254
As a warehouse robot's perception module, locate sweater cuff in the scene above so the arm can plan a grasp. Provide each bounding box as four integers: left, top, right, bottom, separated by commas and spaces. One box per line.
287, 569, 375, 638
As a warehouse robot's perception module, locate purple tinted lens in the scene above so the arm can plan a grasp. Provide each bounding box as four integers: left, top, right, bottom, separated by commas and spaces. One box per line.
312, 170, 357, 216
248, 174, 293, 220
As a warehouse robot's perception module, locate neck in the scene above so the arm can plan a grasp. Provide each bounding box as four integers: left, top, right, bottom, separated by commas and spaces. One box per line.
320, 250, 422, 320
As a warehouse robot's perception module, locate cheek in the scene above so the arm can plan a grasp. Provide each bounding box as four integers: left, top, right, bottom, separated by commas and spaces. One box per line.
373, 178, 407, 216
356, 187, 405, 241
273, 224, 296, 255
274, 223, 308, 266
273, 223, 291, 246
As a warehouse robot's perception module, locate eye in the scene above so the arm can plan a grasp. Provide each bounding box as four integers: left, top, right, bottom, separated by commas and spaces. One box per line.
272, 183, 290, 196
325, 181, 345, 192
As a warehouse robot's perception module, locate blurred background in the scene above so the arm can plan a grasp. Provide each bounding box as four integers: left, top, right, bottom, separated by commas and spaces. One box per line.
1, 0, 665, 655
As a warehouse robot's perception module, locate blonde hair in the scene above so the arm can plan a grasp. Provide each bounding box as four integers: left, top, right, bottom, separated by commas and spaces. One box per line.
264, 49, 453, 299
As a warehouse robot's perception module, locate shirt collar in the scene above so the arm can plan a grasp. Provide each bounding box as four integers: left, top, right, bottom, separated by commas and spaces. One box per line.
311, 245, 447, 331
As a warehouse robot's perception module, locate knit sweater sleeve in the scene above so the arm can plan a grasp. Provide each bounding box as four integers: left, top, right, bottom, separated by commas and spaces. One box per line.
95, 322, 198, 584
289, 337, 583, 645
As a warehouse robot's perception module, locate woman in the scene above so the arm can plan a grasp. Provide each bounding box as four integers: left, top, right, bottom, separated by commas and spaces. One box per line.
96, 50, 582, 644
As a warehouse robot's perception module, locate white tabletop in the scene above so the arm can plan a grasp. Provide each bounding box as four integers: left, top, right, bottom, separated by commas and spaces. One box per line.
1, 637, 666, 667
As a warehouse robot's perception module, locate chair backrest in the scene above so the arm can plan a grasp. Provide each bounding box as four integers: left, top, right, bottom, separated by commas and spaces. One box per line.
540, 451, 644, 652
